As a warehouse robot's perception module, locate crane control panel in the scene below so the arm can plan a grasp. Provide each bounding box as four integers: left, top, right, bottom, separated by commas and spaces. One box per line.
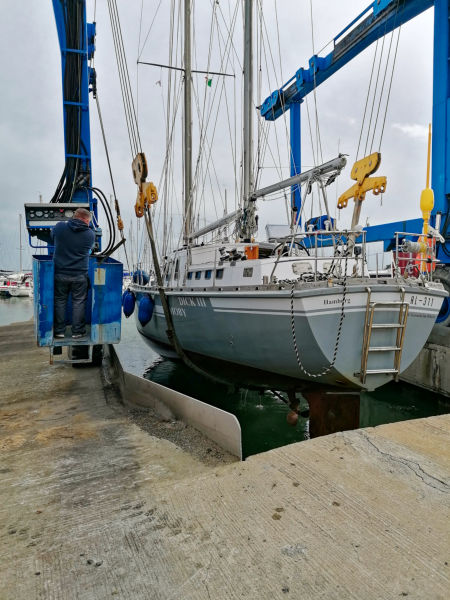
25, 203, 91, 246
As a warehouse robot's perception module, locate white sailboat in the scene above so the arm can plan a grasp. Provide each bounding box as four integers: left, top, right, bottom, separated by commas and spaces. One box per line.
126, 1, 446, 395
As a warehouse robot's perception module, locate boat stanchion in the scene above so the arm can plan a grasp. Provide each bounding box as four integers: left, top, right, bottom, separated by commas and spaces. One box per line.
303, 388, 360, 438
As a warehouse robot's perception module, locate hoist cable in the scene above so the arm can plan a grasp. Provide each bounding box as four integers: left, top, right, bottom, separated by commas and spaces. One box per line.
363, 32, 387, 156
356, 39, 379, 161
112, 0, 142, 153
108, 0, 137, 156
107, 0, 142, 158
378, 27, 402, 151
370, 6, 401, 153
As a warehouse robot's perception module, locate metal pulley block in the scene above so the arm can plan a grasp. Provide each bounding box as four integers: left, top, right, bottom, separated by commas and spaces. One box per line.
132, 152, 158, 217
132, 152, 148, 185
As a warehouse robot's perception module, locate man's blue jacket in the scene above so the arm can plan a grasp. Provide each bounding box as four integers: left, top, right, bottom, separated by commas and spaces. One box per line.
51, 218, 95, 275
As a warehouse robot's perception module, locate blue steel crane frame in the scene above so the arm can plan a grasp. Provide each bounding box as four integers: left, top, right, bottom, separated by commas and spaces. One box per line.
29, 1, 123, 351
52, 0, 97, 221
260, 0, 450, 263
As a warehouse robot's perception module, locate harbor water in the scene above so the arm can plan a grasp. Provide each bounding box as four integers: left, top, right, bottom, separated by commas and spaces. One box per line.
2, 296, 447, 458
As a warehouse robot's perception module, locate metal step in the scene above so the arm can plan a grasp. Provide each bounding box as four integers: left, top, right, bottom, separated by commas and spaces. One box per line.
370, 301, 406, 307
371, 323, 405, 329
365, 368, 399, 375
367, 346, 401, 352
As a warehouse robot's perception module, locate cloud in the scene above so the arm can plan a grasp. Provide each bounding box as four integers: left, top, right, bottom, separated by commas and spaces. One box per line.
392, 123, 429, 139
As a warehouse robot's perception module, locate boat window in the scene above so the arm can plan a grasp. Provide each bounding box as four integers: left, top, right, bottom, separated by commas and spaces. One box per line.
205, 270, 212, 279
243, 267, 253, 277
187, 271, 193, 280
195, 271, 202, 280
216, 268, 224, 279
174, 259, 179, 280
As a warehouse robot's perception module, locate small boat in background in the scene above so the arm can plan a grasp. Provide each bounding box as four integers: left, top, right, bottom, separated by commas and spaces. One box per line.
0, 273, 33, 298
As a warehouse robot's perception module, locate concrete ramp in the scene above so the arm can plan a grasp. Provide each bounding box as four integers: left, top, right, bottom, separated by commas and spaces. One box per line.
1, 321, 449, 599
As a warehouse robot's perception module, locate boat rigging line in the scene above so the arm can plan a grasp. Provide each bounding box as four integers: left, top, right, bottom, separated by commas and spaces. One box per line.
110, 0, 247, 386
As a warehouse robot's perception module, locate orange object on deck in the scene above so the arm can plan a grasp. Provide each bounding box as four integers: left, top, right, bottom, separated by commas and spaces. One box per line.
414, 236, 436, 273
244, 245, 259, 260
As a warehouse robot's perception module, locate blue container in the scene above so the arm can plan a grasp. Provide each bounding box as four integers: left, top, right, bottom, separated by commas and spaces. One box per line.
32, 255, 123, 346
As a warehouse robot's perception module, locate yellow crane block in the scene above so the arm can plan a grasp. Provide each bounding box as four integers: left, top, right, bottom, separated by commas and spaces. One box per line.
132, 152, 158, 218
337, 152, 386, 209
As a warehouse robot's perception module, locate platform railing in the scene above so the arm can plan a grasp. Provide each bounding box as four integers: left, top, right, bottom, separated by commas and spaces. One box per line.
393, 231, 438, 282
270, 229, 369, 282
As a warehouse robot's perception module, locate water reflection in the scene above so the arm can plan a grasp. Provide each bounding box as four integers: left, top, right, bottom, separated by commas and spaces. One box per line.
0, 296, 33, 326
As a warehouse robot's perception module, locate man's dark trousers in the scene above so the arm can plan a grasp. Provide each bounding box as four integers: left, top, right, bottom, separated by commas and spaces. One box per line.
54, 273, 89, 335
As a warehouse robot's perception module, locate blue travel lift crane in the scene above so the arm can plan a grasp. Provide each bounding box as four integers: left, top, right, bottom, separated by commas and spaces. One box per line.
260, 0, 450, 325
24, 0, 123, 364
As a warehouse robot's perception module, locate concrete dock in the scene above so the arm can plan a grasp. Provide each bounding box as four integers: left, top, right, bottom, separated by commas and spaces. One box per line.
1, 321, 449, 599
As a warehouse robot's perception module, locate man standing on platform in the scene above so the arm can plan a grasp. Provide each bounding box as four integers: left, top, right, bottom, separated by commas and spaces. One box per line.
51, 207, 95, 339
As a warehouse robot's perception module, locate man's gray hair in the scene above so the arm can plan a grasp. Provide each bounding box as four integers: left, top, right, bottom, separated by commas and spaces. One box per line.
74, 207, 91, 221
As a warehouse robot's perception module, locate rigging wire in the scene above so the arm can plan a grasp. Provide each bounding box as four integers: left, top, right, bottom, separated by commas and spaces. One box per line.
137, 0, 163, 61
309, 0, 323, 165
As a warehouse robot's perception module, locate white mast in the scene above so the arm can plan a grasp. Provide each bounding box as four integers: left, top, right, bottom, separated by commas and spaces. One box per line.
19, 214, 23, 273
183, 0, 193, 244
239, 0, 256, 240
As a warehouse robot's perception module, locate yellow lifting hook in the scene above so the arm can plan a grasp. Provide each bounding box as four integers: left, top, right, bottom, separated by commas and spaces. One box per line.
337, 151, 387, 210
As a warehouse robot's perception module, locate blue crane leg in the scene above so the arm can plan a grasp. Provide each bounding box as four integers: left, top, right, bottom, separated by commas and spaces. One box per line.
432, 0, 450, 262
51, 1, 97, 225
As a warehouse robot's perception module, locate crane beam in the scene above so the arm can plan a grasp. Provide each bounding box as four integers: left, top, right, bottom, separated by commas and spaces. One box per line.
260, 0, 433, 121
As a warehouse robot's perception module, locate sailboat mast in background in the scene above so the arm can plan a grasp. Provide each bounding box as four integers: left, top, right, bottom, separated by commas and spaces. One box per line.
183, 0, 193, 245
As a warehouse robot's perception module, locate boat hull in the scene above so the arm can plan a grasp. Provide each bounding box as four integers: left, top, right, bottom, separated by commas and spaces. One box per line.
133, 282, 447, 391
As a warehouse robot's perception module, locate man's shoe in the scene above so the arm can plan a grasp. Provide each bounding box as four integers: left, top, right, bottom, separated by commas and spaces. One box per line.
54, 333, 65, 339
72, 333, 86, 339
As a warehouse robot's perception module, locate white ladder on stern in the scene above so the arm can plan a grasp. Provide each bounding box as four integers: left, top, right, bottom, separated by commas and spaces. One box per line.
360, 288, 409, 384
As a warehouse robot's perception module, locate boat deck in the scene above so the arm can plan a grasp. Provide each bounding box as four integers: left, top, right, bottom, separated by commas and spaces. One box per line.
1, 321, 449, 599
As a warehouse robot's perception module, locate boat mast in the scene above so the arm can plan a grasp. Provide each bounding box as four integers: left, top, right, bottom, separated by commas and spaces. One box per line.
19, 214, 23, 273
183, 0, 193, 245
239, 0, 256, 241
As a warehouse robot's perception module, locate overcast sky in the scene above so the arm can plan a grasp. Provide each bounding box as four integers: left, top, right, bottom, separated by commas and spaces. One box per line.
0, 1, 434, 270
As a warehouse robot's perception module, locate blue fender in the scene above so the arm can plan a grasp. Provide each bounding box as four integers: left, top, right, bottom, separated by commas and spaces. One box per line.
138, 294, 154, 326
122, 290, 136, 318
133, 269, 150, 285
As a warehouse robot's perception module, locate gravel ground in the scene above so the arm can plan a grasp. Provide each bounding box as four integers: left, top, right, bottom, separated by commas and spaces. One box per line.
125, 404, 237, 466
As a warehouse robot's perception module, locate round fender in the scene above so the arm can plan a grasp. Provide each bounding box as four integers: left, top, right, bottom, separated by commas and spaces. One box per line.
133, 269, 150, 285
122, 290, 136, 318
138, 294, 155, 326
